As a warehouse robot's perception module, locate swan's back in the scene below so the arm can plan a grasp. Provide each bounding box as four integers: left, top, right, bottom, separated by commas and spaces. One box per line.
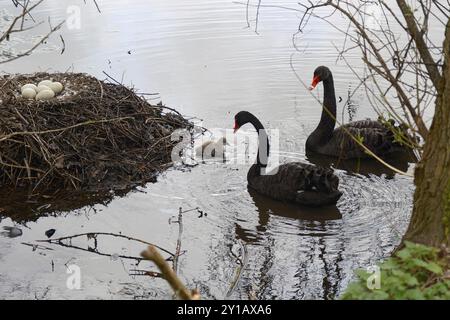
247, 162, 342, 207
313, 120, 416, 160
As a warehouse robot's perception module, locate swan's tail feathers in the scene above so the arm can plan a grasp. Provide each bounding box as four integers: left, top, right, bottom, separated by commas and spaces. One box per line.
380, 117, 420, 152
296, 166, 342, 206
307, 167, 340, 193
322, 171, 339, 192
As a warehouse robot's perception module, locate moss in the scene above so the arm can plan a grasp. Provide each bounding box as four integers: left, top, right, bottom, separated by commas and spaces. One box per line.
443, 179, 450, 239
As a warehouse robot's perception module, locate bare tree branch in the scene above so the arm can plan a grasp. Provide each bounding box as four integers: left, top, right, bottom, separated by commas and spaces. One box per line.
396, 0, 442, 90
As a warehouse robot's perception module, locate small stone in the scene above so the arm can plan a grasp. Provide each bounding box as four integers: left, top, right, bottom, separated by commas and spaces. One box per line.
45, 229, 56, 238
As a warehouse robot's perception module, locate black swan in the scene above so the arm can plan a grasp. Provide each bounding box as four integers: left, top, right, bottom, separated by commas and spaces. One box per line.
307, 66, 415, 159
233, 111, 342, 207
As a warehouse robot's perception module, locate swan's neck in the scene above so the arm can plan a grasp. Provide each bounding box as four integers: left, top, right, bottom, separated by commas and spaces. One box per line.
248, 115, 270, 169
309, 76, 337, 145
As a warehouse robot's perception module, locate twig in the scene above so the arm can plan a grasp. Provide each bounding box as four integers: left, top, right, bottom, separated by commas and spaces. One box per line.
173, 207, 184, 274
37, 232, 175, 257
60, 35, 66, 55
0, 117, 134, 142
225, 240, 248, 299
0, 0, 44, 43
129, 269, 164, 278
141, 245, 200, 300
92, 0, 101, 13
21, 242, 54, 251
0, 21, 65, 64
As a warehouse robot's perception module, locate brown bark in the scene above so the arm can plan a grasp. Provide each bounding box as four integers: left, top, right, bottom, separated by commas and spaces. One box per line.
402, 19, 450, 246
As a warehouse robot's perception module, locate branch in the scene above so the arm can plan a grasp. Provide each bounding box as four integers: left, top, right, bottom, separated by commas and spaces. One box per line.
0, 20, 65, 64
396, 0, 442, 91
327, 1, 429, 139
37, 232, 175, 257
141, 245, 200, 300
172, 207, 184, 275
0, 117, 134, 142
0, 0, 44, 43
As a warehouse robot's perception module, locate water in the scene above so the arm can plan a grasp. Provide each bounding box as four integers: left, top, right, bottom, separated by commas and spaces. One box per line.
0, 0, 418, 299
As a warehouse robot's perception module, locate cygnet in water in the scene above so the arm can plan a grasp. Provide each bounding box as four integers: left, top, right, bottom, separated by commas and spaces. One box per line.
196, 137, 228, 159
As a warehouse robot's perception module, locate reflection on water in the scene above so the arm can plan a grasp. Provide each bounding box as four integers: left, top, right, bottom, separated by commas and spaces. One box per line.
240, 188, 342, 243
0, 0, 416, 299
230, 170, 411, 299
305, 150, 415, 178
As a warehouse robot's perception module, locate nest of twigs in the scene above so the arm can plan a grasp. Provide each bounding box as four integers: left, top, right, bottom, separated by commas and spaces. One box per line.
0, 72, 192, 194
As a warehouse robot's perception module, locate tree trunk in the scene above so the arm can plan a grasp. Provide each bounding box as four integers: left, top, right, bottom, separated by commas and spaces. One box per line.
402, 20, 450, 247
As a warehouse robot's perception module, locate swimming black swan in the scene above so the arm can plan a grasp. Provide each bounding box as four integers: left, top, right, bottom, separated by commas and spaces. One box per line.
307, 66, 415, 159
233, 111, 342, 207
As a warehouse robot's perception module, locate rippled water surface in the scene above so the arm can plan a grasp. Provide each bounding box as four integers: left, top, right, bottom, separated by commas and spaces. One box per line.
0, 0, 418, 299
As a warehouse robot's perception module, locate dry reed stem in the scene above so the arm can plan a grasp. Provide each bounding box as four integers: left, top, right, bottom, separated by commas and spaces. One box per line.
141, 245, 200, 300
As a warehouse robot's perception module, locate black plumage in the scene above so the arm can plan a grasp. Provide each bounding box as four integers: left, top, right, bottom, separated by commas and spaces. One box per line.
307, 66, 416, 159
234, 111, 342, 207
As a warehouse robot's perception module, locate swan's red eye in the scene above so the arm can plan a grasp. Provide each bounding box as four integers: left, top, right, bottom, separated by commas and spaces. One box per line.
310, 75, 321, 90
233, 120, 240, 133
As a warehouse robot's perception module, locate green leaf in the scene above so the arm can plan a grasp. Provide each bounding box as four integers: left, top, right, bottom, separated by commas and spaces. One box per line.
423, 262, 443, 275
404, 289, 425, 300
341, 242, 449, 300
355, 269, 370, 280
404, 275, 419, 287
371, 290, 390, 300
396, 248, 411, 260
381, 259, 398, 270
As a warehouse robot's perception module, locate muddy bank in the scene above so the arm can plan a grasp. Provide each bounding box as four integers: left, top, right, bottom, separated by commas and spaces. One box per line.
0, 72, 192, 219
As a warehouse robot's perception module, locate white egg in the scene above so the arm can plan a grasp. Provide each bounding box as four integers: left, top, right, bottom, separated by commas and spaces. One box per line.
36, 89, 55, 101
48, 82, 64, 94
36, 85, 51, 93
21, 88, 37, 99
21, 83, 37, 93
38, 80, 53, 87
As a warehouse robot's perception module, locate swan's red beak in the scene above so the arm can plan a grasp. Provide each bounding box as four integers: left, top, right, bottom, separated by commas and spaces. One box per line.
309, 75, 321, 90
233, 120, 240, 133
